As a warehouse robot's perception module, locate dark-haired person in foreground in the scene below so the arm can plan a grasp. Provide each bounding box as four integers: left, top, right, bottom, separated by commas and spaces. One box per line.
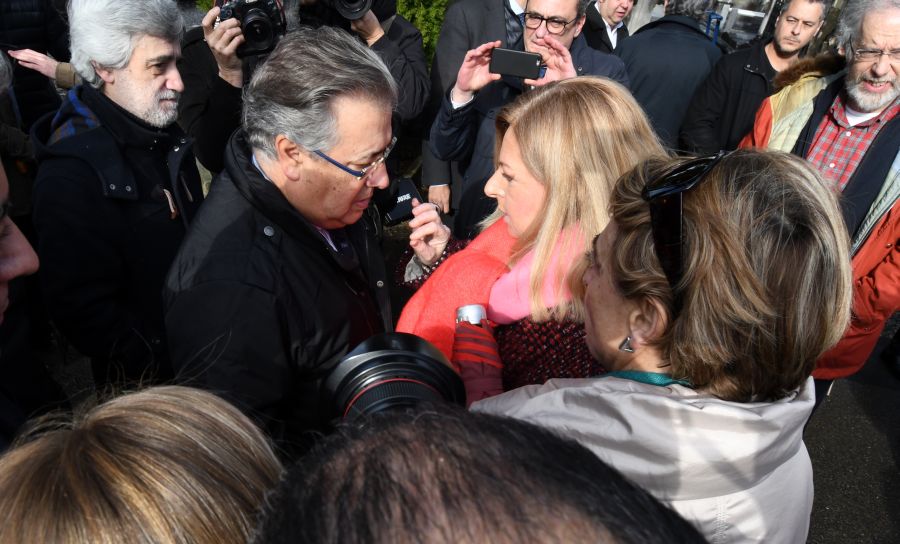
474, 150, 853, 541
254, 407, 706, 543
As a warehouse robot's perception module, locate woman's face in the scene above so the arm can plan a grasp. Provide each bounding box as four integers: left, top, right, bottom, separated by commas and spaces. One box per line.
484, 131, 547, 238
581, 221, 637, 370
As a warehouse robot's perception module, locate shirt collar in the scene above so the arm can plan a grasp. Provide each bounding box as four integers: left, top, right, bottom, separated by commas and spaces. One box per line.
508, 0, 524, 16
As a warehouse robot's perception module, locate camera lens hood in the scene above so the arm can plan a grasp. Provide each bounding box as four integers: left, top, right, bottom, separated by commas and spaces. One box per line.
324, 332, 465, 420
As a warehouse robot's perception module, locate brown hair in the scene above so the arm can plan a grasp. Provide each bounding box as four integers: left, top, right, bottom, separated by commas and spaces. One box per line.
0, 386, 283, 544
488, 76, 666, 322
605, 150, 852, 401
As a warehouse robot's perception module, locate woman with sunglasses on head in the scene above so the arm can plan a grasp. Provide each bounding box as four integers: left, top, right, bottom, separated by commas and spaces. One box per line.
399, 77, 665, 396
473, 150, 853, 542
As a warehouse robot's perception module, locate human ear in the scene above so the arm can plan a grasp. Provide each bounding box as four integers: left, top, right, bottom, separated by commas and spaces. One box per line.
627, 296, 668, 350
94, 62, 115, 85
275, 135, 305, 181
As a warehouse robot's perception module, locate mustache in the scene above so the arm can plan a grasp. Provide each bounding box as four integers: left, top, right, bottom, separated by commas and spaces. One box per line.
157, 90, 181, 101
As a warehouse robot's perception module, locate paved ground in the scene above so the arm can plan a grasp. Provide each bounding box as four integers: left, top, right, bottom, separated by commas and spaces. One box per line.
805, 334, 900, 543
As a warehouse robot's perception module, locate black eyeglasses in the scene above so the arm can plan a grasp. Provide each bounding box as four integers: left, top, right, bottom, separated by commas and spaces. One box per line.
314, 136, 397, 183
523, 12, 579, 35
641, 151, 727, 314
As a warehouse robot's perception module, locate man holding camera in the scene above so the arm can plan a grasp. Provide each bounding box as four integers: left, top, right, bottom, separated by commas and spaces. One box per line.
430, 0, 628, 239
178, 0, 428, 174
165, 27, 447, 454
31, 0, 203, 387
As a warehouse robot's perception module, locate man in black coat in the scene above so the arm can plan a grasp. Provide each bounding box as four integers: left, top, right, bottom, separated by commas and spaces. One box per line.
177, 0, 428, 174
582, 0, 634, 53
31, 0, 202, 388
680, 0, 826, 153
430, 0, 629, 238
616, 0, 722, 149
165, 27, 448, 455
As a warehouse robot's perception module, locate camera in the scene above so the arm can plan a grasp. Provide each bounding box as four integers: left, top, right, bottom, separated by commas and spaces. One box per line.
322, 0, 374, 20
324, 333, 466, 421
218, 0, 286, 57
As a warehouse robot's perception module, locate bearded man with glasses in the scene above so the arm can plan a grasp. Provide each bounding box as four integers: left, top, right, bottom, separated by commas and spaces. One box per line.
164, 27, 448, 456
742, 0, 900, 411
429, 0, 629, 239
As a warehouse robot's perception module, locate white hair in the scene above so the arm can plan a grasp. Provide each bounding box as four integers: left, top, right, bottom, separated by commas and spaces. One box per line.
68, 0, 184, 88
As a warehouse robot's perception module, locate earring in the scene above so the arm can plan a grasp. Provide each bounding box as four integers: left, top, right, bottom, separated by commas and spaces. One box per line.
618, 336, 635, 353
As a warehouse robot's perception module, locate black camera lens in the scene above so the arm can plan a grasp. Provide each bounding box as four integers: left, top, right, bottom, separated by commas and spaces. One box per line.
324, 333, 465, 421
243, 10, 273, 47
328, 0, 373, 20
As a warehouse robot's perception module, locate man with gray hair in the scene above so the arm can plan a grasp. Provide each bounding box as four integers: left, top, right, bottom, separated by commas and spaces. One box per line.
30, 0, 203, 387
616, 0, 722, 148
164, 27, 446, 454
743, 0, 899, 408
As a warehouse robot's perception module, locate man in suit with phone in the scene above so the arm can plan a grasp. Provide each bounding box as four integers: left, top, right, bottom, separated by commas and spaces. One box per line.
429, 0, 629, 239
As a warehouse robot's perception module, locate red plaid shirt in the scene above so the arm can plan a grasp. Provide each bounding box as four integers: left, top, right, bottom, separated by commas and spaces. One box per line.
806, 94, 900, 191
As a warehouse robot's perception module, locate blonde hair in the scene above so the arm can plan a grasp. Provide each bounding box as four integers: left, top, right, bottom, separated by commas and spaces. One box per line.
487, 77, 666, 322
0, 386, 283, 544
606, 150, 852, 401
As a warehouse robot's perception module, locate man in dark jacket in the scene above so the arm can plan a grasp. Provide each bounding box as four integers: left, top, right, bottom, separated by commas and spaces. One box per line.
616, 0, 722, 148
430, 0, 629, 238
31, 0, 203, 387
582, 0, 634, 53
165, 27, 448, 454
680, 0, 826, 153
177, 0, 428, 174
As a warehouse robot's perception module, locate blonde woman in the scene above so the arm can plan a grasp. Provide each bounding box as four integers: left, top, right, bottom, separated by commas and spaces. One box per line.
0, 386, 282, 544
399, 77, 665, 392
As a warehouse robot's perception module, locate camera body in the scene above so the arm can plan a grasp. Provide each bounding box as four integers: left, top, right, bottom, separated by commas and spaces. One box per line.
219, 0, 286, 57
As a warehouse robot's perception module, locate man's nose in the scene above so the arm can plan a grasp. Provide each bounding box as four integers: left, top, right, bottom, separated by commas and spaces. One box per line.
367, 164, 390, 190
168, 66, 185, 93
0, 220, 39, 282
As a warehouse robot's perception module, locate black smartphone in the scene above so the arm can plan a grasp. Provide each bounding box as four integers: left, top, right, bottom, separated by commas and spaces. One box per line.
383, 177, 424, 226
489, 48, 542, 80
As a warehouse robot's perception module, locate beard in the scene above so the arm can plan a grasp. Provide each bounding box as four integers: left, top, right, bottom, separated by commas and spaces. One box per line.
845, 73, 900, 113
140, 89, 181, 128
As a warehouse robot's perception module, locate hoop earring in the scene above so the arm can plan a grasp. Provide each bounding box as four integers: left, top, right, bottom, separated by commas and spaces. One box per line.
618, 336, 635, 353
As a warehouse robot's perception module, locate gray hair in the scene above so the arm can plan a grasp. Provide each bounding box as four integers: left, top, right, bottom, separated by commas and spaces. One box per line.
0, 52, 12, 93
242, 26, 397, 160
836, 0, 900, 48
68, 0, 184, 88
664, 0, 716, 19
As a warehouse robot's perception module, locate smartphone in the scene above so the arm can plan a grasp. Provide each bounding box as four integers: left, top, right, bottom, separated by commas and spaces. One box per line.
489, 48, 542, 80
383, 177, 424, 226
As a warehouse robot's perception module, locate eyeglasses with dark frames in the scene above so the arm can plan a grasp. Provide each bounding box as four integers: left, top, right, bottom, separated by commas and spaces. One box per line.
641, 151, 728, 315
848, 35, 900, 62
523, 12, 579, 35
314, 136, 397, 182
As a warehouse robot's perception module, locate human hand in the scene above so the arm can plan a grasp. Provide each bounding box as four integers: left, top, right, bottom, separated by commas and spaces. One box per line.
8, 49, 59, 79
524, 35, 576, 86
451, 40, 502, 103
203, 6, 244, 87
409, 199, 451, 266
350, 10, 385, 46
428, 185, 451, 214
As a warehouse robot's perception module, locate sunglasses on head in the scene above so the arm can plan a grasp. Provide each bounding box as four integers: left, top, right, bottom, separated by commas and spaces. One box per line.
641, 151, 728, 316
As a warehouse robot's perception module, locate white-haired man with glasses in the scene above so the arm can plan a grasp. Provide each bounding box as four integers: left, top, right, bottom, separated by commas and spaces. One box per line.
743, 0, 900, 410
164, 27, 448, 455
429, 0, 629, 239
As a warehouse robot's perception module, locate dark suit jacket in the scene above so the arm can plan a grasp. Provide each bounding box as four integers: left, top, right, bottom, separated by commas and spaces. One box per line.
582, 1, 630, 54
421, 0, 511, 198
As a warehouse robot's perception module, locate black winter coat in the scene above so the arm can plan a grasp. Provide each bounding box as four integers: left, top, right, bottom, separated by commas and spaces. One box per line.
31, 85, 203, 385
0, 0, 70, 130
164, 131, 391, 454
617, 15, 722, 149
680, 40, 775, 153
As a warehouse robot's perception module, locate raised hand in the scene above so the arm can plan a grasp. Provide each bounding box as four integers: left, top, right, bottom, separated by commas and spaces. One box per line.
524, 35, 576, 86
202, 6, 244, 87
451, 40, 502, 103
408, 199, 451, 266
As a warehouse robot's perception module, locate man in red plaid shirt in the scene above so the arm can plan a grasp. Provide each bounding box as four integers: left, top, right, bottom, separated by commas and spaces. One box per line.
742, 0, 899, 410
